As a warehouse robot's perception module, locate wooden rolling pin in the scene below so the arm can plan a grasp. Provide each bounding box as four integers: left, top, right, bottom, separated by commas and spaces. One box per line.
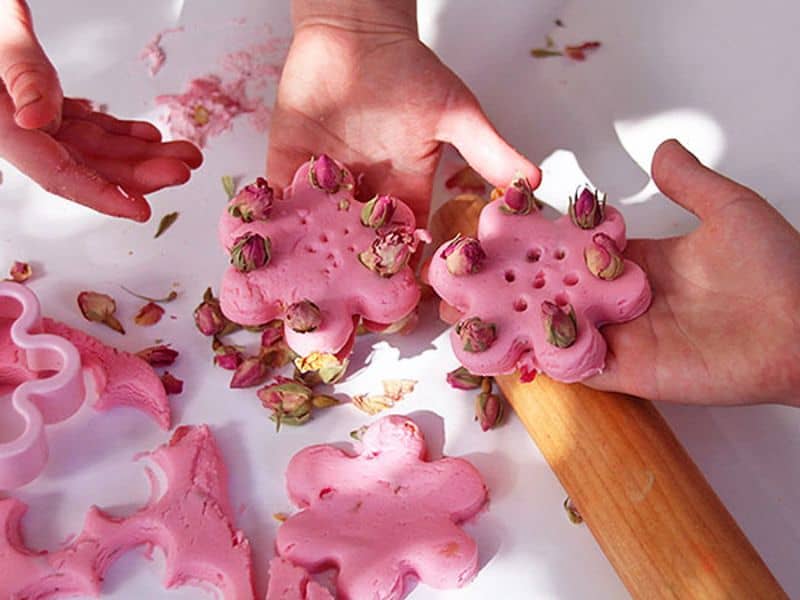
429, 194, 787, 599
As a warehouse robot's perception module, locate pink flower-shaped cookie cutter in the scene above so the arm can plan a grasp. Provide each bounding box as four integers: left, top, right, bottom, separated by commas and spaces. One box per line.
0, 281, 85, 489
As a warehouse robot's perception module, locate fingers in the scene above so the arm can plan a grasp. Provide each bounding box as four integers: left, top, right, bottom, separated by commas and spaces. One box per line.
651, 139, 759, 221
54, 118, 202, 167
0, 0, 63, 131
63, 98, 163, 142
62, 146, 192, 194
436, 90, 541, 190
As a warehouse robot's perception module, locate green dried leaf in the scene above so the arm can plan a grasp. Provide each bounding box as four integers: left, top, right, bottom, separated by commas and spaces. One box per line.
120, 285, 179, 303
531, 48, 563, 58
154, 212, 179, 238
222, 175, 237, 200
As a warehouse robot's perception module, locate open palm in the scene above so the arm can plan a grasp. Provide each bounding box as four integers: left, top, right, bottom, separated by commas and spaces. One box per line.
267, 24, 539, 225
589, 140, 800, 406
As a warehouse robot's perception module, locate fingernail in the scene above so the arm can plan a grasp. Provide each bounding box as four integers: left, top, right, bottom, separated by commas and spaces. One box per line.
14, 86, 43, 113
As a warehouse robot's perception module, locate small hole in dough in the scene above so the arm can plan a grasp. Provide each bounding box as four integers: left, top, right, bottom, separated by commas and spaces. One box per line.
504, 270, 516, 283
526, 248, 542, 262
554, 249, 566, 260
513, 298, 528, 312
555, 292, 569, 306
563, 273, 579, 286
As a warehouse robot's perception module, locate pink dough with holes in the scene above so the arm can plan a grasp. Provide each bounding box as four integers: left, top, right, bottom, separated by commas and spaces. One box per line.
0, 425, 255, 599
428, 201, 651, 382
218, 158, 424, 358
265, 557, 333, 600
276, 415, 488, 600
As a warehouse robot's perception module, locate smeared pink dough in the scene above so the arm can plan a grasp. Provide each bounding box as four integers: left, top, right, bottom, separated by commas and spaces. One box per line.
276, 415, 488, 600
0, 426, 255, 599
428, 201, 652, 381
0, 317, 169, 429
218, 159, 425, 358
265, 557, 333, 600
43, 318, 170, 429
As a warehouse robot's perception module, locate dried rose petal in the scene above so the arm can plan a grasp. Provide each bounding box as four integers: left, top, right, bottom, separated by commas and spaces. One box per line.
445, 166, 486, 193
134, 302, 165, 326
136, 344, 179, 367
77, 291, 125, 334
564, 41, 601, 61
154, 211, 179, 238
161, 371, 184, 395
294, 351, 349, 384
8, 261, 32, 283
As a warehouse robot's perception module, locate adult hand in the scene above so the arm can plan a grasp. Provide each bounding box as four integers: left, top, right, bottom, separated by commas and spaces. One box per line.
0, 0, 202, 221
588, 140, 800, 406
267, 0, 539, 225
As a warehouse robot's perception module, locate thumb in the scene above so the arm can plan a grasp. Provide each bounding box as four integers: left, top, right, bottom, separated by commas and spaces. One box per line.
437, 90, 541, 190
0, 0, 63, 131
651, 139, 758, 221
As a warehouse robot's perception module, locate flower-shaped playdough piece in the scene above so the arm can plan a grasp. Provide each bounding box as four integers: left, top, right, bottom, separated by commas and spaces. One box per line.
265, 557, 333, 600
276, 415, 488, 600
218, 157, 426, 358
428, 191, 652, 382
0, 425, 255, 599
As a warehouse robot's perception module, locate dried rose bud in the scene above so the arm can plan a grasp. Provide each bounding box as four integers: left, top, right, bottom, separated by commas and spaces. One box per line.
446, 366, 484, 390
308, 154, 344, 193
456, 317, 497, 353
77, 291, 125, 334
9, 261, 32, 283
584, 233, 624, 281
194, 288, 230, 336
136, 344, 179, 367
161, 371, 183, 395
134, 302, 165, 326
230, 355, 270, 388
285, 300, 322, 333
260, 321, 284, 348
230, 232, 271, 273
360, 194, 396, 229
359, 228, 414, 278
213, 339, 243, 370
475, 391, 504, 431
501, 176, 537, 215
542, 300, 577, 348
228, 177, 274, 222
258, 381, 314, 428
441, 234, 486, 276
568, 187, 606, 229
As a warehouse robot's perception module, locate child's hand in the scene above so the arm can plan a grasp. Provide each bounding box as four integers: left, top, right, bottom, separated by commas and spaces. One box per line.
587, 140, 800, 407
0, 0, 202, 221
267, 2, 539, 226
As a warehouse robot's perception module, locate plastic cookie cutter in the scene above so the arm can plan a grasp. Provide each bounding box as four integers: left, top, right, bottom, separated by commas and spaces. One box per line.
0, 281, 85, 489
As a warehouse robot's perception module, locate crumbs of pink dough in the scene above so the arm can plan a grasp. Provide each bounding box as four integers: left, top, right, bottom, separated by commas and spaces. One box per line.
155, 36, 289, 146
0, 425, 255, 599
139, 27, 184, 77
276, 415, 489, 600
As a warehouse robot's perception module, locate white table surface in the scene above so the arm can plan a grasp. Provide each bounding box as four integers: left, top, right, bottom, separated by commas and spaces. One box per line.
1, 1, 798, 598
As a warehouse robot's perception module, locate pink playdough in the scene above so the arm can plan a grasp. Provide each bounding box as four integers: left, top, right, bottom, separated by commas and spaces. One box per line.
428, 189, 652, 382
218, 157, 427, 359
0, 425, 255, 599
265, 557, 333, 600
275, 415, 488, 600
